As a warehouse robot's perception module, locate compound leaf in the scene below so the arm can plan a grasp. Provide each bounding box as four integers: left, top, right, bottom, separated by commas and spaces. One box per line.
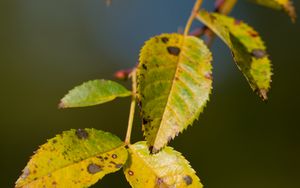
16, 129, 128, 188
197, 11, 272, 100
59, 79, 131, 108
250, 0, 296, 22
124, 141, 203, 188
137, 33, 213, 153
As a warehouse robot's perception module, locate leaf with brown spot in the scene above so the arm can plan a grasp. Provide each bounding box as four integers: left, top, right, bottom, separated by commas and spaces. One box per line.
137, 33, 213, 153
59, 79, 131, 108
123, 141, 203, 188
197, 10, 272, 100
250, 0, 296, 22
15, 129, 128, 188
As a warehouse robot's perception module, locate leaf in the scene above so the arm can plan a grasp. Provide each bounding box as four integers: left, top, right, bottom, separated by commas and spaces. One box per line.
16, 129, 128, 188
137, 33, 213, 153
123, 141, 203, 188
197, 10, 272, 100
59, 79, 131, 108
250, 0, 296, 22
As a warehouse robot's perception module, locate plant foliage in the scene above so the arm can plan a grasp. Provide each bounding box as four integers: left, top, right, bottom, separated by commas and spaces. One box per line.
16, 0, 296, 187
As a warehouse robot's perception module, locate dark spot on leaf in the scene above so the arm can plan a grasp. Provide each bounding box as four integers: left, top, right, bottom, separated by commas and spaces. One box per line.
161, 37, 169, 43
142, 117, 153, 125
112, 154, 117, 159
167, 46, 181, 56
248, 31, 258, 37
183, 175, 193, 185
156, 177, 164, 185
52, 139, 57, 144
104, 157, 108, 160
128, 170, 134, 176
76, 129, 89, 140
115, 164, 123, 168
251, 49, 267, 59
142, 64, 148, 70
87, 163, 102, 174
52, 181, 57, 185
149, 146, 154, 153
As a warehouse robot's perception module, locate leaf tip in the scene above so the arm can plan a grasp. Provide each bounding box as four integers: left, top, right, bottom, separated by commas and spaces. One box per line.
58, 101, 66, 109
257, 89, 268, 101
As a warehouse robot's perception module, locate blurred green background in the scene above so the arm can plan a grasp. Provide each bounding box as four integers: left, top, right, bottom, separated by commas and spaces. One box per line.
1, 0, 299, 187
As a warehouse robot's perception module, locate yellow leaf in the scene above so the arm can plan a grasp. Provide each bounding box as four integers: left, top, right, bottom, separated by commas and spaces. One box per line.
16, 129, 128, 188
197, 10, 272, 100
137, 33, 213, 153
124, 141, 203, 188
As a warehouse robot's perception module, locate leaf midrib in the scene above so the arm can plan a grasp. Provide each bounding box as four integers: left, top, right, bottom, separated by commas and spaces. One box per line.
153, 35, 187, 149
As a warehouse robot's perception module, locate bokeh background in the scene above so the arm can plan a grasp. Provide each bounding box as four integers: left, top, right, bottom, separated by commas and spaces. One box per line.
1, 0, 299, 187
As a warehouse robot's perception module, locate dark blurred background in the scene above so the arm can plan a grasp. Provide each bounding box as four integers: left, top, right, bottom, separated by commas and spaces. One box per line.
1, 0, 299, 187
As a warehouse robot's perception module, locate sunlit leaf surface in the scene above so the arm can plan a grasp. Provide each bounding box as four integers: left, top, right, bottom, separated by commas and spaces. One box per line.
137, 33, 213, 153
16, 129, 128, 188
124, 141, 203, 188
60, 79, 131, 108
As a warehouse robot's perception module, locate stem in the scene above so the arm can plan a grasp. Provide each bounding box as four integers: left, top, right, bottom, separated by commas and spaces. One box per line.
183, 0, 203, 36
125, 69, 137, 145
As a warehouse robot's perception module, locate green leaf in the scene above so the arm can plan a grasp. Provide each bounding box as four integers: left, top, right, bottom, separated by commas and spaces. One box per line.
16, 129, 128, 188
59, 79, 131, 108
124, 141, 203, 188
250, 0, 296, 22
137, 33, 213, 153
197, 10, 272, 100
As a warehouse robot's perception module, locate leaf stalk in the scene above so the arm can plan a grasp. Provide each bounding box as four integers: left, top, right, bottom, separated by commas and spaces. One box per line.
125, 69, 137, 145
183, 0, 203, 36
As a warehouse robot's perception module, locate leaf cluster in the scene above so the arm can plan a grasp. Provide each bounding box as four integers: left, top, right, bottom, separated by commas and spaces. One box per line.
16, 0, 296, 187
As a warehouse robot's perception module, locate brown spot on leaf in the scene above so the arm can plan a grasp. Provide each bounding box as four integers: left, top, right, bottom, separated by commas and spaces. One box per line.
76, 129, 89, 140
142, 64, 148, 70
128, 170, 134, 176
251, 49, 267, 59
183, 175, 193, 185
112, 154, 117, 159
156, 177, 164, 185
205, 72, 212, 80
248, 31, 258, 37
167, 46, 181, 56
161, 37, 169, 43
87, 163, 102, 174
115, 164, 123, 168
